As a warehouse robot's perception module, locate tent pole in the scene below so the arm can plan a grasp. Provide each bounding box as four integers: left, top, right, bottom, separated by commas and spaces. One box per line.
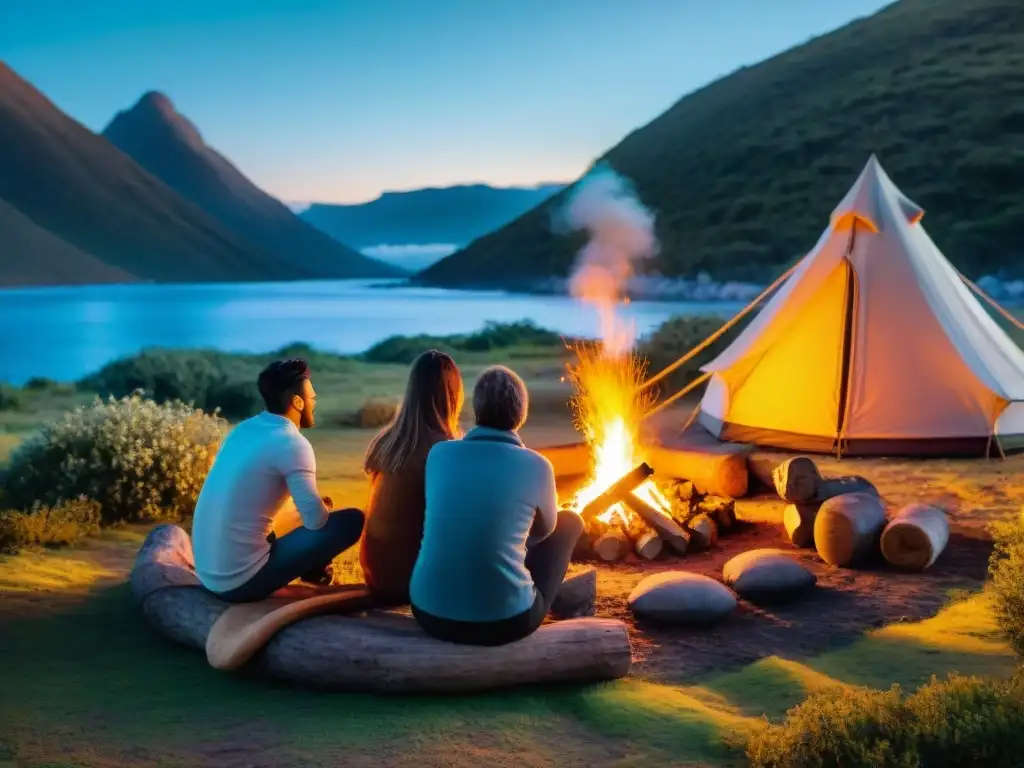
958, 271, 1024, 333
676, 400, 703, 437
995, 433, 1007, 460
642, 372, 711, 422
638, 261, 799, 394
834, 221, 860, 461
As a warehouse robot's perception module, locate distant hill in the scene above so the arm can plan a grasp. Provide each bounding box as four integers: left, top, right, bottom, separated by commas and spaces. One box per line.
301, 183, 565, 249
419, 0, 1024, 289
0, 62, 295, 284
103, 92, 401, 279
0, 196, 136, 287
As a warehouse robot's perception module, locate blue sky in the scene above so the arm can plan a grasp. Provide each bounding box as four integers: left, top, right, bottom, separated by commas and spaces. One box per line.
2, 0, 891, 204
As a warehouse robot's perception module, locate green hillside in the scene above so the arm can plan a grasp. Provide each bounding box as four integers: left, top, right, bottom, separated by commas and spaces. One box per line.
419, 0, 1024, 288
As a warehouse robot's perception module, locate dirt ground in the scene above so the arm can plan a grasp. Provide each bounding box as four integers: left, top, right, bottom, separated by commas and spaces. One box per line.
524, 409, 1023, 684
575, 520, 992, 683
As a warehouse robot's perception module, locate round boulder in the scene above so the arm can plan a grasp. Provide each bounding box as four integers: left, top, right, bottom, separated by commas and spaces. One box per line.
722, 548, 816, 604
627, 571, 737, 625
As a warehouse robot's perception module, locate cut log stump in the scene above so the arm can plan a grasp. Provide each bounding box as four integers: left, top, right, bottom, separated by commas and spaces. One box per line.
814, 493, 887, 567
131, 525, 632, 693
783, 502, 819, 548
880, 504, 950, 571
749, 456, 820, 502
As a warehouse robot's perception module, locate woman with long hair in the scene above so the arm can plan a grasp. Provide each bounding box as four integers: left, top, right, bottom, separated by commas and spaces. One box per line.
360, 349, 464, 604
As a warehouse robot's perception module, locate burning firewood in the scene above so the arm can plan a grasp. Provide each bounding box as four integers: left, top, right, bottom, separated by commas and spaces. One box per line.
621, 492, 691, 555
686, 513, 718, 550
578, 463, 654, 522
626, 516, 664, 560
698, 496, 737, 532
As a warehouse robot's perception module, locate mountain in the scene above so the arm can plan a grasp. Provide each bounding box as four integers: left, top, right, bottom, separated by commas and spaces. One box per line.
0, 196, 136, 287
0, 62, 296, 284
301, 183, 565, 249
418, 0, 1024, 289
103, 92, 401, 278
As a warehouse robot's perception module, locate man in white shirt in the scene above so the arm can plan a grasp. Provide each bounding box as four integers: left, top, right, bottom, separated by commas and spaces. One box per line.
191, 358, 364, 602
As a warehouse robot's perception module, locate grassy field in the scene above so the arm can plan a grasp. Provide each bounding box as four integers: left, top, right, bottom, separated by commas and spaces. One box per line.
1, 396, 1020, 766
1, 427, 1018, 768
1, 320, 1022, 766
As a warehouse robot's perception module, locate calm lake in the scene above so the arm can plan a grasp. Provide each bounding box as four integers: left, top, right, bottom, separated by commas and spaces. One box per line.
0, 279, 742, 385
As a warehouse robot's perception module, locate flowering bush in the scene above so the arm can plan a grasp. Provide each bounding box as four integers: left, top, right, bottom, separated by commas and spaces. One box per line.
2, 393, 225, 524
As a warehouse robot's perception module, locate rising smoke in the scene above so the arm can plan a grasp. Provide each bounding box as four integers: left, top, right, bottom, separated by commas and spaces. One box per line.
556, 165, 659, 355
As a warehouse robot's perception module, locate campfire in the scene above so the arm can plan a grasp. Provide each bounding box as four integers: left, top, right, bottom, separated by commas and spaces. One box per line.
561, 338, 738, 563
556, 165, 739, 563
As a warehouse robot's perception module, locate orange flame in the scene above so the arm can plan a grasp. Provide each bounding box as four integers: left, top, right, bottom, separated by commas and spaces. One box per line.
566, 295, 673, 527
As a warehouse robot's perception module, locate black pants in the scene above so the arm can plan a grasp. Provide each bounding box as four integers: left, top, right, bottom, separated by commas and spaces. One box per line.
216, 508, 365, 603
413, 510, 584, 646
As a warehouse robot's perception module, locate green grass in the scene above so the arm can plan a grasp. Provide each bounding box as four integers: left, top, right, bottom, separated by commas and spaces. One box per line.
420, 0, 1024, 288
1, 429, 1019, 767
0, 537, 1015, 767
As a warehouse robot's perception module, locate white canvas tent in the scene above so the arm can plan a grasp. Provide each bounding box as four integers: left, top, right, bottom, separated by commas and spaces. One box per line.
696, 155, 1024, 457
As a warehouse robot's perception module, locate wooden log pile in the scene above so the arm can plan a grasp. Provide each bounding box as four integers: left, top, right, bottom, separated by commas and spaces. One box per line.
572, 463, 742, 564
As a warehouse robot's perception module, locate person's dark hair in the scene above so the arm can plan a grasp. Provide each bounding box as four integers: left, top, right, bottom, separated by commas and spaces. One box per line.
257, 358, 311, 414
364, 350, 463, 475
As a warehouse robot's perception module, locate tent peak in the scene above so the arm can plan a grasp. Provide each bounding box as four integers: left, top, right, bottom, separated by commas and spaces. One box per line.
830, 155, 924, 233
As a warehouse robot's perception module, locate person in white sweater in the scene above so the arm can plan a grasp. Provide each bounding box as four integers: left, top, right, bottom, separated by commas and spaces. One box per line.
191, 358, 364, 602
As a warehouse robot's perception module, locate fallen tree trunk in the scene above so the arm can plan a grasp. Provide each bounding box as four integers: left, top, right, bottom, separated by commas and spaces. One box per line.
132, 525, 631, 693
621, 493, 691, 555
813, 493, 887, 567
880, 504, 950, 571
748, 456, 820, 502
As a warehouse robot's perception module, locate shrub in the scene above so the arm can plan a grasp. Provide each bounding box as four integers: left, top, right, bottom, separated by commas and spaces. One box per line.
746, 684, 919, 768
747, 673, 1024, 768
363, 321, 564, 363
0, 498, 102, 554
78, 349, 254, 417
23, 377, 74, 395
339, 398, 398, 429
907, 672, 1024, 767
461, 320, 563, 351
0, 384, 22, 412
363, 335, 458, 364
205, 379, 263, 421
989, 514, 1024, 656
2, 393, 225, 525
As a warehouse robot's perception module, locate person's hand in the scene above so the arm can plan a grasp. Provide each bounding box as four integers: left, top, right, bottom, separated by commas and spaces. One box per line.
321, 496, 334, 511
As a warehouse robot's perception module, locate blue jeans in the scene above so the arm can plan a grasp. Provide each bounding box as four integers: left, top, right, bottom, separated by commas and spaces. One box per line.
217, 508, 365, 603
